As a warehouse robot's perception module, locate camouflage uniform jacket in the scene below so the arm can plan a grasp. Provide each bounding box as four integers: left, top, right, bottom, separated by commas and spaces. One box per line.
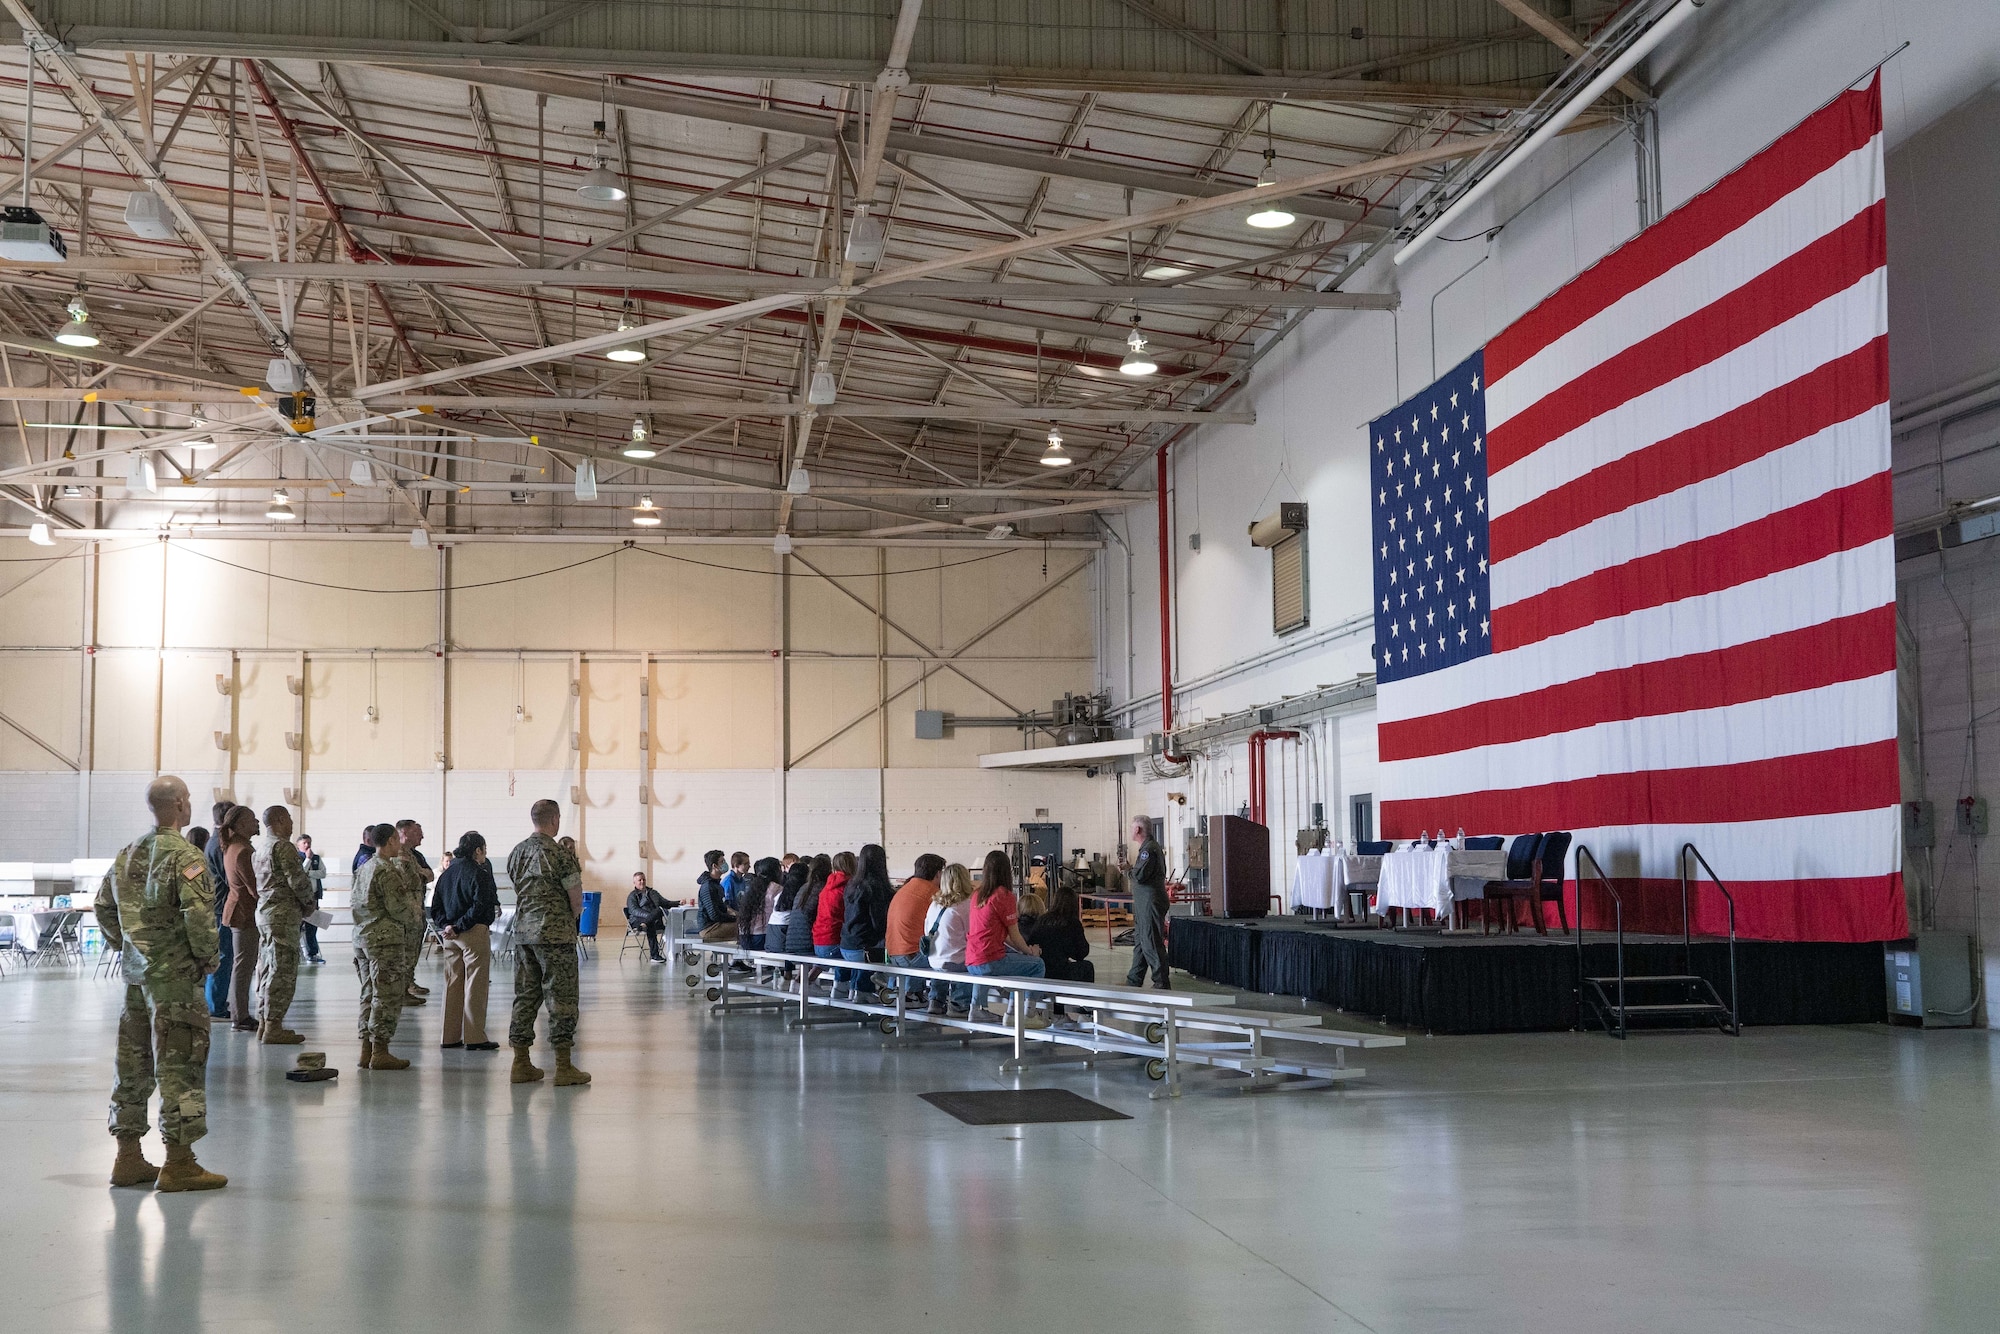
251, 833, 317, 926
507, 832, 581, 945
350, 853, 420, 950
92, 827, 221, 986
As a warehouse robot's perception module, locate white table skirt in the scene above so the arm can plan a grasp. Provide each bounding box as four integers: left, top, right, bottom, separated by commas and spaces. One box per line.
1293, 853, 1386, 911
1374, 847, 1510, 915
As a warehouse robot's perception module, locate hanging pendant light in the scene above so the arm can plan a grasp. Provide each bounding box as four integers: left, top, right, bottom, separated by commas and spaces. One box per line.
574, 458, 598, 500
266, 488, 297, 521
622, 416, 657, 459
632, 495, 663, 527
772, 532, 793, 555
126, 451, 158, 494
807, 366, 837, 406
1040, 426, 1072, 468
605, 302, 646, 362
1119, 318, 1159, 377
1246, 114, 1296, 230
28, 521, 53, 546
786, 464, 811, 495
576, 116, 628, 202
53, 292, 101, 348
409, 527, 431, 549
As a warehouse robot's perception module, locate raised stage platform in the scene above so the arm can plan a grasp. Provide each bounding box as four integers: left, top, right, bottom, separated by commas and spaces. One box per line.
1166, 916, 1888, 1035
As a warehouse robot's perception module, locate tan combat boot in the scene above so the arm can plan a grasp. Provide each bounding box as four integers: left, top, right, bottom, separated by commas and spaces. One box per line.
359, 1039, 374, 1070
368, 1045, 411, 1071
510, 1045, 545, 1083
553, 1047, 591, 1087
110, 1135, 159, 1188
261, 1023, 305, 1044
155, 1142, 227, 1192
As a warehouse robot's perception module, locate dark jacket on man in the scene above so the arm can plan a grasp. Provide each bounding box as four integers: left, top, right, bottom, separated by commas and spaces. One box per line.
696, 871, 734, 928
626, 886, 672, 930
430, 857, 500, 934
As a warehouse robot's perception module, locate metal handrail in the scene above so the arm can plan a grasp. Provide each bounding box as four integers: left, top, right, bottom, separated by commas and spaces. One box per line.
1679, 843, 1741, 1034
1572, 843, 1623, 1034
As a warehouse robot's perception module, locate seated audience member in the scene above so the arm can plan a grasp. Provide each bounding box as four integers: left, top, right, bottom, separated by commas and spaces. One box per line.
813, 852, 854, 996
1017, 890, 1047, 936
925, 863, 976, 1016
696, 849, 737, 942
738, 857, 779, 952
431, 831, 501, 1050
624, 871, 677, 963
839, 843, 894, 999
965, 849, 1047, 1025
781, 852, 800, 875
767, 859, 807, 958
886, 853, 945, 1004
786, 856, 830, 957
721, 851, 750, 907
1027, 883, 1093, 1026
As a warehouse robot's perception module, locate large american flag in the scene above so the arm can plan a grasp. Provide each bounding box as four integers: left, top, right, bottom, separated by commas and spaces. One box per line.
1369, 80, 1902, 942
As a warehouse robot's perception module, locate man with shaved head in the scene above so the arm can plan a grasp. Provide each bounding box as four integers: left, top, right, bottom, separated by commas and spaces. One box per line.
92, 775, 228, 1191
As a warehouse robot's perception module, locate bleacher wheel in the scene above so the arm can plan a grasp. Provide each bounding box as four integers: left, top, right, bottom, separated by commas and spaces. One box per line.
705, 987, 721, 1002
1144, 1021, 1166, 1044
1146, 1059, 1166, 1081
683, 972, 700, 989
680, 949, 699, 965
704, 961, 722, 978
879, 1017, 897, 1035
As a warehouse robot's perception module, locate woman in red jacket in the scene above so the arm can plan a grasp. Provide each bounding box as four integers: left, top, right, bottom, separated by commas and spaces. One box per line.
812, 851, 857, 997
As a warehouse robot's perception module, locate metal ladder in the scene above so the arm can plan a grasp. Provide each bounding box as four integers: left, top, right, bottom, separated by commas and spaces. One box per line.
1573, 843, 1740, 1038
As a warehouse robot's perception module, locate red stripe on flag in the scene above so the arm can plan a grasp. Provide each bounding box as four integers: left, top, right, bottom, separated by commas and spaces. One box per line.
1492, 474, 1892, 651
1489, 202, 1885, 472
1485, 82, 1882, 382
1380, 739, 1899, 835
1378, 605, 1897, 763
1490, 336, 1889, 562
1562, 874, 1906, 942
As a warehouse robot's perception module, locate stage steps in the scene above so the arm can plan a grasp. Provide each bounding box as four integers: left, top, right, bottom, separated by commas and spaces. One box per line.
1573, 843, 1741, 1040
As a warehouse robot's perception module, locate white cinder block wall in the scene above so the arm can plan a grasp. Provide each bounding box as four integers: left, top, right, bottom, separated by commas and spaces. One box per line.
1103, 0, 2000, 1001
0, 538, 1118, 923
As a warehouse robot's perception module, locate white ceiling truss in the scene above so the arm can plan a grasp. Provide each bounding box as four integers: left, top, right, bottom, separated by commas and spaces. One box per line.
0, 0, 1646, 544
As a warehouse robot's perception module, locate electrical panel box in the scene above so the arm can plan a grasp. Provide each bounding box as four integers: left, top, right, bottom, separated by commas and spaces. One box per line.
914, 709, 946, 740
1885, 932, 1978, 1027
1904, 800, 1935, 850
1956, 796, 1988, 837
1184, 832, 1208, 870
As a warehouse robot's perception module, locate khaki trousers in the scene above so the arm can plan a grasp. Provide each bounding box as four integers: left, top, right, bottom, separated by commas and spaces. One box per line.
230, 922, 260, 1022
441, 923, 491, 1045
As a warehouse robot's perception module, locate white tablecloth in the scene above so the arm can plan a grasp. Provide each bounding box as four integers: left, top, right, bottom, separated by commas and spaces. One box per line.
1293, 853, 1386, 911
1374, 847, 1510, 915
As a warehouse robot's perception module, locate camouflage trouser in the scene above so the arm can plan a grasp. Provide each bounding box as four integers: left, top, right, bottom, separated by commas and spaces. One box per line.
108, 979, 211, 1145
255, 909, 301, 1028
509, 943, 579, 1048
353, 936, 411, 1044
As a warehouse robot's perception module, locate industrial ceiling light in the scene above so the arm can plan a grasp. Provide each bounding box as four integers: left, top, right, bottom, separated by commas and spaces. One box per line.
409, 527, 430, 550
576, 118, 628, 202
349, 457, 375, 486
604, 303, 646, 363
265, 488, 296, 522
621, 416, 657, 459
807, 366, 837, 406
786, 464, 811, 495
27, 521, 53, 546
986, 523, 1015, 540
126, 451, 157, 494
1119, 318, 1158, 377
1040, 426, 1072, 468
266, 355, 304, 393
61, 483, 82, 498
631, 495, 663, 527
185, 405, 215, 451
53, 292, 100, 348
574, 458, 598, 500
1142, 263, 1192, 280
1245, 148, 1296, 229
772, 532, 793, 555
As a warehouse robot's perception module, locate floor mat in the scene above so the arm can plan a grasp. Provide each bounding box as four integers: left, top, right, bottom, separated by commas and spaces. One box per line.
920, 1088, 1132, 1126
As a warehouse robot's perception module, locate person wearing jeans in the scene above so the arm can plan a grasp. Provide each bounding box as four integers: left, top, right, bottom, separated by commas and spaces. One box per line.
964, 849, 1045, 1022
432, 831, 500, 1050
295, 834, 327, 963
886, 853, 944, 1005
812, 856, 853, 996
925, 863, 976, 1015
839, 844, 894, 999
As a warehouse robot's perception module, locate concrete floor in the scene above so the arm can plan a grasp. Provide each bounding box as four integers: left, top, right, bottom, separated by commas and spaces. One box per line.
4, 947, 1997, 1334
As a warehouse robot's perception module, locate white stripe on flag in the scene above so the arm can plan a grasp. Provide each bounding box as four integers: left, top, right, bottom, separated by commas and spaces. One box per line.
1558, 806, 1900, 883
1379, 671, 1895, 798
1488, 270, 1885, 518
1376, 538, 1894, 724
1485, 140, 1883, 427
1490, 401, 1888, 604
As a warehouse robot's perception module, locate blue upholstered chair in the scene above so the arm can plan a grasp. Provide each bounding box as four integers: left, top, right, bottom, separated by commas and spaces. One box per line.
1484, 832, 1572, 935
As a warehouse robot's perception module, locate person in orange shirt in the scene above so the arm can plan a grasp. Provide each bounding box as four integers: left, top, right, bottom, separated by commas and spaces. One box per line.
885, 853, 945, 1005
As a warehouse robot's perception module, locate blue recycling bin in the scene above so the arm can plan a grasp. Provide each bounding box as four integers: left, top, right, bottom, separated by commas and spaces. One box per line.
578, 891, 602, 939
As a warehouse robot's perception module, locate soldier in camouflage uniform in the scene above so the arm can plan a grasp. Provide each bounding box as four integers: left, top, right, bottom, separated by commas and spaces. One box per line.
506, 799, 590, 1087
92, 774, 228, 1192
251, 805, 316, 1043
350, 823, 420, 1071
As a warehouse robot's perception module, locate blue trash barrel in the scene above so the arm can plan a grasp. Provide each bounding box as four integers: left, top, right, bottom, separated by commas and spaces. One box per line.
578, 890, 602, 939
